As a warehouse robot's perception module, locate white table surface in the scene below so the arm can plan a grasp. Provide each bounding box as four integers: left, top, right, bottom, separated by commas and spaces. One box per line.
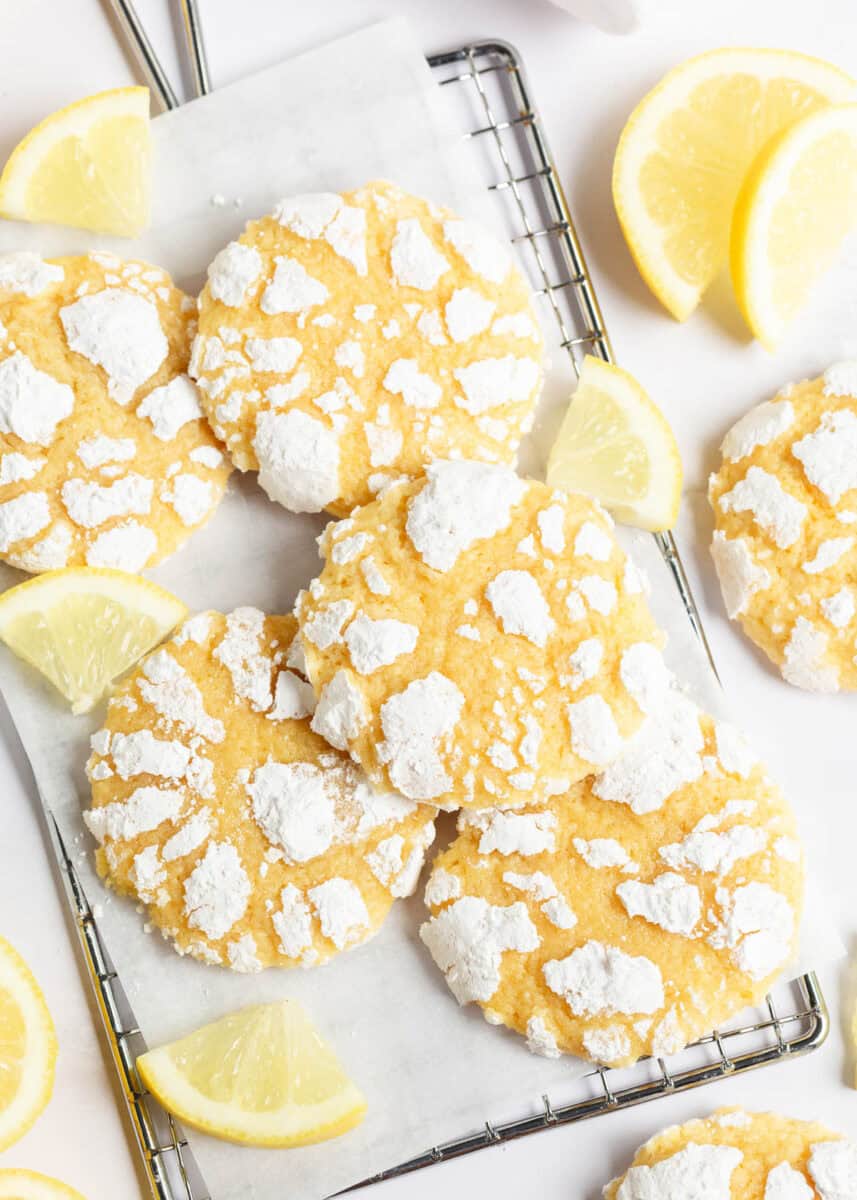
1, 1, 857, 1197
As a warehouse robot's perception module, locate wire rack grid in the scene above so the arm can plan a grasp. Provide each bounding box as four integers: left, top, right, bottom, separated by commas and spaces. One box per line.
39, 35, 828, 1200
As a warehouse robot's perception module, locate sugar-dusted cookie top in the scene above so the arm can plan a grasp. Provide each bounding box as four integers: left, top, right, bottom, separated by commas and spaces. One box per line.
296, 459, 662, 809
710, 363, 857, 692
0, 252, 230, 573
191, 181, 544, 516
84, 610, 436, 971
604, 1109, 855, 1199
420, 683, 803, 1067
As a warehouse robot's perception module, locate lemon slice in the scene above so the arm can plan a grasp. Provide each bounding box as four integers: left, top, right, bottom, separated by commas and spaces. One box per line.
546, 355, 682, 531
613, 49, 854, 320
731, 103, 857, 348
0, 1171, 85, 1200
137, 1001, 367, 1148
0, 937, 57, 1152
0, 567, 186, 714
0, 87, 151, 237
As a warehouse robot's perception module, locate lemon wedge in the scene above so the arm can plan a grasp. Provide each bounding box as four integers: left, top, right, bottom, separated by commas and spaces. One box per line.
0, 567, 186, 714
731, 103, 857, 348
0, 1171, 85, 1200
546, 355, 682, 531
137, 1001, 367, 1148
0, 937, 57, 1152
0, 87, 151, 237
613, 49, 854, 320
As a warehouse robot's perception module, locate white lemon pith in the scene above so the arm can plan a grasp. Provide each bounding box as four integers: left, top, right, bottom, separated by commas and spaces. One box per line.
0, 568, 187, 713
137, 1001, 366, 1147
0, 88, 151, 237
0, 938, 57, 1152
612, 48, 854, 320
546, 355, 682, 532
0, 1172, 85, 1200
731, 103, 857, 348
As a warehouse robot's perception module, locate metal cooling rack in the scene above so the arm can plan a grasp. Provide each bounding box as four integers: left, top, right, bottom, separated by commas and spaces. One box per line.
33, 19, 828, 1200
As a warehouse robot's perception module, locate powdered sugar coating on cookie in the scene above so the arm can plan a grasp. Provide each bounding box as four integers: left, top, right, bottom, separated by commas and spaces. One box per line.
420, 686, 802, 1066
0, 252, 230, 572
298, 461, 663, 808
710, 366, 857, 691
84, 610, 436, 970
191, 181, 544, 516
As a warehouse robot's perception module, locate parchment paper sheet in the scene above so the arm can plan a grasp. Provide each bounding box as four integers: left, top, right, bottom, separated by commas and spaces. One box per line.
0, 18, 842, 1199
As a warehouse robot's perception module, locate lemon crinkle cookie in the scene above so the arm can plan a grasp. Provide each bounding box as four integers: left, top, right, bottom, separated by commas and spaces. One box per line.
191, 180, 544, 515
603, 1109, 857, 1199
420, 672, 803, 1067
0, 251, 230, 572
710, 363, 857, 692
296, 459, 662, 810
84, 610, 436, 970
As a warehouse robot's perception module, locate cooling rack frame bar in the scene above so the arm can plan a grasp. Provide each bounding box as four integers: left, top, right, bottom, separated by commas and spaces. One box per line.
27, 33, 828, 1200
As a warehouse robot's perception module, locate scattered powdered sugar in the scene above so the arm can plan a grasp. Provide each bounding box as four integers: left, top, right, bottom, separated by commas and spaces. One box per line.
62, 474, 153, 529
808, 1138, 857, 1199
537, 504, 565, 554
10, 521, 71, 571
253, 408, 340, 512
344, 613, 419, 674
361, 556, 391, 595
383, 358, 441, 409
110, 730, 190, 780
616, 872, 701, 936
379, 672, 464, 801
453, 356, 538, 415
660, 822, 766, 877
60, 289, 168, 405
390, 218, 449, 290
443, 218, 511, 283
268, 670, 315, 721
792, 409, 857, 505
247, 761, 335, 863
137, 375, 203, 440
710, 882, 794, 980
131, 846, 166, 903
566, 694, 624, 766
138, 650, 225, 742
162, 474, 214, 526
823, 360, 857, 398
573, 837, 635, 871
161, 809, 211, 862
574, 575, 618, 615
183, 841, 250, 940
86, 521, 157, 570
526, 1016, 560, 1059
0, 492, 50, 550
308, 877, 370, 948
77, 436, 136, 469
262, 256, 328, 315
718, 466, 806, 549
465, 809, 557, 856
0, 351, 74, 445
615, 1144, 742, 1200
227, 935, 262, 973
245, 336, 302, 374
330, 532, 370, 565
272, 883, 314, 960
582, 1026, 631, 1065
502, 870, 557, 900
711, 530, 771, 618
424, 868, 462, 907
541, 896, 577, 929
444, 287, 495, 342
206, 241, 263, 307
721, 399, 795, 462
762, 1162, 815, 1200
406, 460, 528, 571
0, 452, 45, 485
213, 607, 272, 711
782, 616, 839, 692
802, 536, 854, 574
574, 521, 613, 561
84, 785, 184, 843
419, 896, 539, 1003
301, 599, 354, 650
543, 939, 664, 1017
714, 722, 757, 777
619, 642, 671, 714
310, 669, 369, 750
821, 587, 855, 628
0, 251, 63, 296
562, 638, 603, 690
486, 569, 555, 647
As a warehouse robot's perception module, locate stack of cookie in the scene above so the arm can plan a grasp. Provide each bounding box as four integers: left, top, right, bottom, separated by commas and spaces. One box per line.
0, 179, 804, 1070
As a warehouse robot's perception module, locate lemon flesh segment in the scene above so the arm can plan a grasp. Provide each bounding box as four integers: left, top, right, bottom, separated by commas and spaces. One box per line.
0, 1170, 86, 1200
137, 1001, 367, 1148
731, 103, 857, 349
0, 87, 151, 237
0, 937, 57, 1153
613, 48, 854, 320
0, 567, 186, 714
546, 355, 682, 532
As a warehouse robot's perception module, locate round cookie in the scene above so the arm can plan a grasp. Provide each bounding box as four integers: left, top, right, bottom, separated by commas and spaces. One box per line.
0, 251, 230, 573
604, 1109, 856, 1199
296, 459, 662, 810
190, 179, 544, 516
709, 363, 857, 692
84, 609, 436, 971
419, 680, 803, 1067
